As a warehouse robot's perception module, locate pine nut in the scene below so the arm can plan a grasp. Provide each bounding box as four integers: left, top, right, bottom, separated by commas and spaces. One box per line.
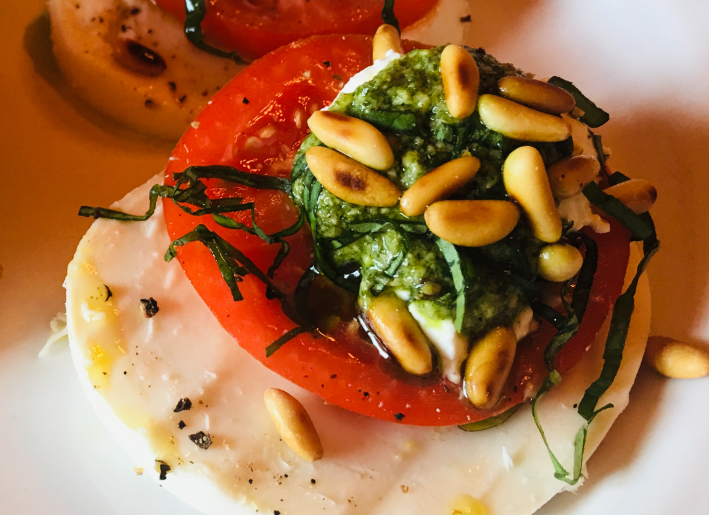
478, 94, 571, 142
307, 111, 394, 171
305, 146, 401, 207
424, 200, 520, 247
441, 45, 480, 119
400, 156, 481, 216
538, 243, 584, 282
367, 294, 433, 376
503, 146, 562, 243
464, 327, 517, 410
645, 336, 709, 379
372, 24, 403, 61
497, 76, 575, 115
263, 388, 324, 462
547, 155, 601, 200
603, 179, 657, 214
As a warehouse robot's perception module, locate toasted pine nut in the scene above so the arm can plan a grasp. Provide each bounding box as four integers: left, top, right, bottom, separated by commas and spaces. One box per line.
305, 146, 400, 207
441, 45, 480, 119
372, 24, 403, 61
263, 388, 324, 462
603, 179, 657, 214
538, 243, 584, 282
367, 294, 433, 376
307, 111, 394, 171
400, 156, 481, 216
497, 76, 575, 115
503, 146, 562, 243
425, 200, 520, 247
645, 336, 709, 379
547, 155, 601, 200
465, 327, 517, 409
478, 94, 571, 142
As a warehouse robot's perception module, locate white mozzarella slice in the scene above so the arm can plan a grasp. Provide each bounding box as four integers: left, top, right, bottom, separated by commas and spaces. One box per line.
49, 0, 242, 140
66, 177, 649, 515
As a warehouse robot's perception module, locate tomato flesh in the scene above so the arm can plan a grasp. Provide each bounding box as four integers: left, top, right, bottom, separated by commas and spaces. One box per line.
154, 0, 439, 61
163, 35, 630, 426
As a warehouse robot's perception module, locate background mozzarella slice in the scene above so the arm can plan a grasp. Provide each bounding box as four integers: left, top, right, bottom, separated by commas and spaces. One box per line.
48, 0, 242, 140
66, 176, 650, 515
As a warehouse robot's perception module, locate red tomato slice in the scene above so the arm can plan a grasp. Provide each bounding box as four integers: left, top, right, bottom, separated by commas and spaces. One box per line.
154, 0, 439, 61
163, 35, 630, 426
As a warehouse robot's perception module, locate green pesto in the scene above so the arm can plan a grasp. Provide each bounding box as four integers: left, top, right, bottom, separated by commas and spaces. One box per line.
290, 46, 572, 337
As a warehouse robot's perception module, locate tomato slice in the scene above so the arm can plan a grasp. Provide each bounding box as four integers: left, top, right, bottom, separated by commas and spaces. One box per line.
154, 0, 438, 61
163, 35, 630, 426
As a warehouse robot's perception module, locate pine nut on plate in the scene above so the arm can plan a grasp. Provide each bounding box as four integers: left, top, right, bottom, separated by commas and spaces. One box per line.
465, 327, 518, 410
441, 44, 480, 119
497, 76, 576, 115
305, 146, 400, 206
425, 200, 520, 247
538, 243, 584, 282
478, 94, 571, 142
264, 388, 324, 462
547, 155, 601, 200
307, 110, 394, 171
400, 155, 480, 216
503, 146, 562, 243
372, 24, 403, 61
645, 336, 709, 379
603, 179, 658, 214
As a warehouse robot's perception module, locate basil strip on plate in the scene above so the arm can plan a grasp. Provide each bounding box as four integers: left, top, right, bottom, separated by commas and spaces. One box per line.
183, 0, 244, 64
265, 325, 313, 358
381, 0, 400, 34
459, 405, 521, 432
435, 238, 474, 333
583, 181, 654, 241
547, 76, 610, 128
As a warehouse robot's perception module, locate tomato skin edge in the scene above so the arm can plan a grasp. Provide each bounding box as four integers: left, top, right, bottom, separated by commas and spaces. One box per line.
162, 34, 631, 426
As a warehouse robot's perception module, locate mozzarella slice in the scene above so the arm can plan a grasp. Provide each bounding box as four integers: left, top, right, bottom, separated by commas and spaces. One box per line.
66, 177, 650, 515
49, 0, 243, 140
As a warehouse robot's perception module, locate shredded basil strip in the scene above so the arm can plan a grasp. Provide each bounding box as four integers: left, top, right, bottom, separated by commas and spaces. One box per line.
529, 233, 598, 485
381, 0, 400, 34
582, 181, 654, 241
78, 184, 169, 221
459, 405, 521, 432
435, 238, 473, 333
265, 325, 313, 358
183, 0, 244, 64
577, 237, 659, 419
178, 165, 292, 194
356, 110, 416, 133
591, 131, 607, 177
164, 224, 286, 301
547, 76, 609, 128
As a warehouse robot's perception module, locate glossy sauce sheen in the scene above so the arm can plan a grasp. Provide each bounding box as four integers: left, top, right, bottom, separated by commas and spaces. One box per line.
163, 35, 631, 426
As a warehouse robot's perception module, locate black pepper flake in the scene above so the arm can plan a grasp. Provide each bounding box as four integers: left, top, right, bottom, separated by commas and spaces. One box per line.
98, 16, 104, 23
330, 374, 337, 379
174, 398, 192, 412
168, 81, 176, 91
249, 479, 253, 484
120, 24, 127, 32
156, 460, 171, 480
460, 14, 471, 22
104, 284, 113, 301
140, 297, 159, 317
332, 74, 343, 81
130, 7, 140, 15
178, 420, 186, 429
323, 61, 330, 67
242, 97, 250, 104
274, 511, 281, 515
178, 94, 187, 103
573, 403, 578, 408
394, 413, 405, 421
189, 431, 212, 449
144, 99, 154, 108
363, 392, 369, 397
311, 478, 316, 484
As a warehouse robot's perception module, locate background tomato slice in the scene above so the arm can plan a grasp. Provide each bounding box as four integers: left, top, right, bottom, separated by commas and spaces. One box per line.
154, 0, 439, 61
163, 34, 630, 426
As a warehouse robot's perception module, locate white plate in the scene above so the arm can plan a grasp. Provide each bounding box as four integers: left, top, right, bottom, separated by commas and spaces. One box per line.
2, 0, 709, 513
